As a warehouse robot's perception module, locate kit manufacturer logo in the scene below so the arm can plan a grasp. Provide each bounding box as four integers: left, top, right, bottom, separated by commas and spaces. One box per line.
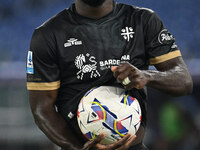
64, 38, 82, 47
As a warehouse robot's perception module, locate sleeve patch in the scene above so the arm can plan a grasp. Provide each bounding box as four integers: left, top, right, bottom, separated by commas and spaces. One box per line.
149, 50, 181, 65
26, 51, 34, 74
27, 81, 60, 90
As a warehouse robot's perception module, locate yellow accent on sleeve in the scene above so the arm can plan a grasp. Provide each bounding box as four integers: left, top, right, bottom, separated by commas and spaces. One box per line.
27, 80, 60, 90
149, 50, 181, 65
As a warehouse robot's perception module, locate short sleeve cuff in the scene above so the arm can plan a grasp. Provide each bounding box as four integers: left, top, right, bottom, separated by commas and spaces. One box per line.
149, 50, 181, 65
27, 80, 60, 90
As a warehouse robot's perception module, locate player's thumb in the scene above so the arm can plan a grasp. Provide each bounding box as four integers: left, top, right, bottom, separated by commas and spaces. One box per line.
111, 66, 118, 72
93, 133, 106, 144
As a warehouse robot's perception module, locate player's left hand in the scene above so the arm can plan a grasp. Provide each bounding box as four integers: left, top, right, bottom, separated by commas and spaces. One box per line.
82, 133, 137, 150
111, 63, 150, 90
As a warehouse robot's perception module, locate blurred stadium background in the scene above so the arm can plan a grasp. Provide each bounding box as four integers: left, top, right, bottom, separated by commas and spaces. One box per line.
0, 0, 199, 150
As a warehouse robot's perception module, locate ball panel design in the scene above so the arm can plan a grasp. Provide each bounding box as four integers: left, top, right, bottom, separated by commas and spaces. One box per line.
77, 86, 141, 144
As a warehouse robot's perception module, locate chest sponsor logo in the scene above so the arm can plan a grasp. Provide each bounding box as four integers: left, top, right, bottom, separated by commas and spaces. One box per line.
74, 53, 101, 80
121, 27, 135, 42
158, 29, 174, 44
100, 55, 130, 70
26, 51, 34, 74
64, 38, 82, 48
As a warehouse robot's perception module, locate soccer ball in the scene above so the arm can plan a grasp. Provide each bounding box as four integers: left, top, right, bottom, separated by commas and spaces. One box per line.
77, 86, 142, 144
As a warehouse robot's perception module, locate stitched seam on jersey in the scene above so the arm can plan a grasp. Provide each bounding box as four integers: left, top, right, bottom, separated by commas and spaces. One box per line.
149, 50, 181, 65
27, 81, 60, 90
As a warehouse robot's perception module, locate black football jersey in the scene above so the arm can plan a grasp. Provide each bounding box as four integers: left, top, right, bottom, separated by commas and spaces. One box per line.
26, 2, 181, 143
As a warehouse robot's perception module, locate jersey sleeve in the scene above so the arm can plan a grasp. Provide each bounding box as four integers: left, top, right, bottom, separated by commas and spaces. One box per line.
26, 28, 60, 90
144, 12, 181, 65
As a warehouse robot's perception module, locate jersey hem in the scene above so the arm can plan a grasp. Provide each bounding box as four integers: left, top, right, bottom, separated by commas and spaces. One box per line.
149, 50, 181, 65
27, 81, 60, 90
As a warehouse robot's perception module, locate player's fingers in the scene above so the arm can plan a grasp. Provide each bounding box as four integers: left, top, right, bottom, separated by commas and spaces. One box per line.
95, 143, 109, 150
125, 80, 142, 90
112, 64, 132, 81
120, 70, 137, 87
117, 71, 131, 83
92, 133, 106, 145
97, 134, 136, 150
111, 66, 118, 72
124, 75, 138, 90
123, 68, 144, 89
116, 135, 137, 150
112, 67, 122, 79
108, 133, 131, 150
83, 133, 105, 150
117, 63, 137, 79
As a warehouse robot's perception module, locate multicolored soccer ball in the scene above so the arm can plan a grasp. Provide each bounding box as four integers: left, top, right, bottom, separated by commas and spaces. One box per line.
77, 86, 142, 144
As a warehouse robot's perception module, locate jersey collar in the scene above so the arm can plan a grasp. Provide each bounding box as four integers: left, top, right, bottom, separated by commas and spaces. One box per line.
68, 2, 118, 25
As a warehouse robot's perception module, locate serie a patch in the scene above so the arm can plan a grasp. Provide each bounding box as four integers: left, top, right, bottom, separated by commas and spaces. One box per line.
26, 51, 34, 74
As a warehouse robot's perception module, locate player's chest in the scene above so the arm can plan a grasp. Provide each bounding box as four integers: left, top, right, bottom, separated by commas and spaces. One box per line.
58, 21, 144, 58
55, 22, 145, 80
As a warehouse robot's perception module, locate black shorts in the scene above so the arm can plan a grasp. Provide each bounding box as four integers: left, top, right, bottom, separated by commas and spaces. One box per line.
61, 143, 148, 150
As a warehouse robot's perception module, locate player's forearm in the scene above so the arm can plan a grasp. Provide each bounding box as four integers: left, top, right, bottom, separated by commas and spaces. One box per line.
32, 106, 82, 150
145, 65, 193, 96
29, 90, 83, 149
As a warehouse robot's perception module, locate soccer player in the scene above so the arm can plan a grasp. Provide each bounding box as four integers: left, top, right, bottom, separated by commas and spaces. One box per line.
26, 0, 193, 150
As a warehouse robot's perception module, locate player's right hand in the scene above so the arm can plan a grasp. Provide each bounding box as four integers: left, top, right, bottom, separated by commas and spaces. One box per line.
81, 133, 137, 150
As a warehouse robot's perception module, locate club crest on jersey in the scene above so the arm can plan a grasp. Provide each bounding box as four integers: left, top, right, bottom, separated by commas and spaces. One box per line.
121, 27, 135, 42
64, 38, 82, 47
158, 29, 174, 44
26, 51, 34, 74
74, 53, 101, 80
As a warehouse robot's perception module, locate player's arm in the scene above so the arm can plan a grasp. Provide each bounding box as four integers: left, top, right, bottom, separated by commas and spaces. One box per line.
111, 56, 193, 96
27, 28, 85, 149
147, 56, 193, 95
29, 90, 83, 149
111, 11, 193, 96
